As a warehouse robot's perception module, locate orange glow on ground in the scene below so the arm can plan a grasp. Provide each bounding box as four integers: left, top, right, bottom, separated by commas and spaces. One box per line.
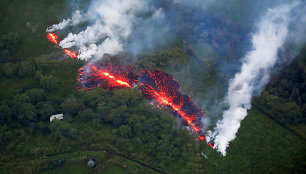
64, 49, 78, 58
138, 70, 205, 140
89, 64, 132, 88
47, 33, 58, 44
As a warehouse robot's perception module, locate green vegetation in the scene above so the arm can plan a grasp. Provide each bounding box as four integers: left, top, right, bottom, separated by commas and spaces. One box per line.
206, 108, 306, 174
254, 47, 306, 137
0, 0, 305, 174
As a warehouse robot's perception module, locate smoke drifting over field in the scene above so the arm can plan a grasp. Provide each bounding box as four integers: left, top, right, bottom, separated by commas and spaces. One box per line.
166, 0, 305, 155
47, 0, 306, 155
47, 0, 168, 60
212, 2, 300, 155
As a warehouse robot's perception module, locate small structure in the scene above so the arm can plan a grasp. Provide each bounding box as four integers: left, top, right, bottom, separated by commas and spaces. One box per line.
201, 152, 208, 159
50, 113, 64, 122
87, 160, 95, 168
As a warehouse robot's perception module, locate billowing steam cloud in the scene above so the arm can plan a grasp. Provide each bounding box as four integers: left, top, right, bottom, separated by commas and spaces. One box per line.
46, 10, 85, 32
47, 0, 166, 60
211, 1, 299, 156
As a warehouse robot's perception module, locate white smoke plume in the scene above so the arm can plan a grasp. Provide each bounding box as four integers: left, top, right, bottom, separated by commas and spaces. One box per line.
47, 0, 165, 60
211, 1, 299, 156
46, 10, 85, 32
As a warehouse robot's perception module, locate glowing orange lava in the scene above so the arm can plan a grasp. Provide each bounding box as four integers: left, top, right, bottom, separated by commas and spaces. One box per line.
64, 49, 78, 58
151, 88, 202, 135
152, 90, 194, 124
77, 66, 212, 147
45, 30, 214, 147
138, 70, 206, 141
47, 33, 58, 44
90, 65, 132, 88
77, 64, 133, 89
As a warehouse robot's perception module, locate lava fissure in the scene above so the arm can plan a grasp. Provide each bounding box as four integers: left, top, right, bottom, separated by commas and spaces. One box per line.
47, 33, 78, 58
77, 64, 133, 90
47, 33, 58, 44
137, 70, 206, 140
64, 49, 78, 58
47, 32, 210, 146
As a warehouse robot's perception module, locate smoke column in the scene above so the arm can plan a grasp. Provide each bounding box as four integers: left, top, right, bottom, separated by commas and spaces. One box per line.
211, 1, 299, 156
46, 10, 84, 32
46, 0, 166, 60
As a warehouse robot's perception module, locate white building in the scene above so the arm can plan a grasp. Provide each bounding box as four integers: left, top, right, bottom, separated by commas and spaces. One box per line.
50, 113, 64, 122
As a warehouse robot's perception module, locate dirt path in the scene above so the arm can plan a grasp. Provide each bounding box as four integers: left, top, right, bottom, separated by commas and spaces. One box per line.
91, 148, 168, 174
1, 146, 168, 174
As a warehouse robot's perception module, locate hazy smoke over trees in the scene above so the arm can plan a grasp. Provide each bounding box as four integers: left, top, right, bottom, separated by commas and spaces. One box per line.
47, 0, 168, 60
211, 2, 300, 155
47, 0, 306, 156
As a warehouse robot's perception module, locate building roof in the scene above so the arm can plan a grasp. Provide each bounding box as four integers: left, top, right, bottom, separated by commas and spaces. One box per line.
50, 113, 64, 122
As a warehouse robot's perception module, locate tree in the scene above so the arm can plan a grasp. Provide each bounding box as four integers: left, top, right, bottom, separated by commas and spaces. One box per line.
0, 32, 21, 62
25, 88, 45, 104
49, 156, 65, 168
0, 126, 14, 145
109, 105, 130, 127
40, 75, 60, 91
61, 96, 84, 115
34, 55, 48, 72
17, 103, 37, 121
36, 121, 50, 135
18, 60, 36, 77
96, 92, 114, 117
254, 91, 303, 124
137, 47, 188, 70
49, 120, 78, 142
0, 64, 3, 76
77, 108, 98, 121
127, 114, 146, 136
3, 62, 18, 77
36, 102, 54, 120
112, 88, 143, 107
0, 32, 21, 54
80, 88, 110, 108
282, 102, 302, 124
117, 125, 132, 138
13, 94, 30, 106
0, 104, 12, 124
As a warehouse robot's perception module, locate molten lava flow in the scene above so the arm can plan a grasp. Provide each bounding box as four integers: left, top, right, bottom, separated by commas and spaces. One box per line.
47, 33, 78, 58
47, 33, 58, 44
77, 65, 210, 145
64, 49, 78, 58
77, 64, 133, 90
138, 70, 206, 140
45, 30, 210, 145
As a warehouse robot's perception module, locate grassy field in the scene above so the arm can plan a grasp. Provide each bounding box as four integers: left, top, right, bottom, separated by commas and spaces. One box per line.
43, 162, 92, 174
205, 108, 306, 174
